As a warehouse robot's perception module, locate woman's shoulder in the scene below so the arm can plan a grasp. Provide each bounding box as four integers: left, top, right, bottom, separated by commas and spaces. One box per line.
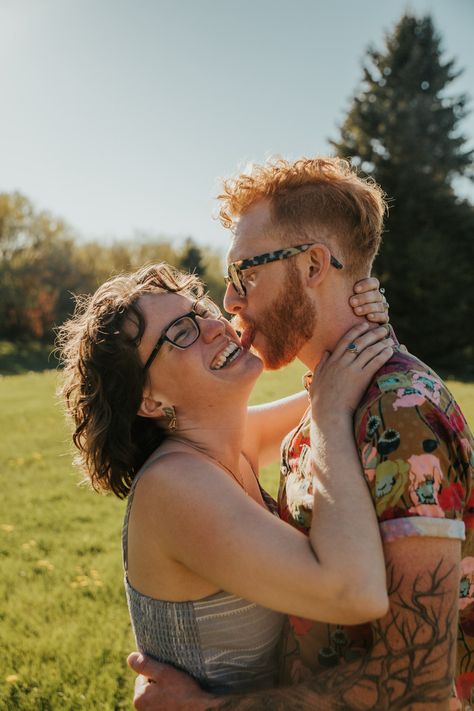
136, 448, 201, 482
129, 448, 250, 546
132, 448, 227, 503
128, 451, 208, 533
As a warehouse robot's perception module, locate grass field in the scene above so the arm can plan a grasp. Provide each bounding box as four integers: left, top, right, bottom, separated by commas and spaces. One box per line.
1, 366, 473, 710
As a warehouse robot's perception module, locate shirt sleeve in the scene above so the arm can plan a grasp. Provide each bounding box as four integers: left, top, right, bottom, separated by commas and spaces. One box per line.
355, 372, 469, 544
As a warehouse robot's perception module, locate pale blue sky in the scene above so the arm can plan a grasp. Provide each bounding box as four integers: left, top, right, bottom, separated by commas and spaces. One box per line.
1, 0, 472, 251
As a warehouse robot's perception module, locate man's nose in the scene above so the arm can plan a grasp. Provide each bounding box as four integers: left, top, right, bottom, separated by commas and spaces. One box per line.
223, 282, 245, 315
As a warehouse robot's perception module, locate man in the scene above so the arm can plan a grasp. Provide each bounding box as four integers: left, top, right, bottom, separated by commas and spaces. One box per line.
129, 157, 474, 709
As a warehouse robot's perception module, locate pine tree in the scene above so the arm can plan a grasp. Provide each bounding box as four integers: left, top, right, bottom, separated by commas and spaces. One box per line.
331, 14, 474, 374
179, 237, 206, 278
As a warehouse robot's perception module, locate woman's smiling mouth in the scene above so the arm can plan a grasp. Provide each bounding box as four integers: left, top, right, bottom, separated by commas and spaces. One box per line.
210, 342, 242, 370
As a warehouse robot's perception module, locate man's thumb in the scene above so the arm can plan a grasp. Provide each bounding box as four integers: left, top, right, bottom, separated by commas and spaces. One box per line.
127, 652, 157, 677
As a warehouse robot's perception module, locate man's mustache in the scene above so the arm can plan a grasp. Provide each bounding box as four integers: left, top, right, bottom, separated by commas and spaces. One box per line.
229, 314, 253, 338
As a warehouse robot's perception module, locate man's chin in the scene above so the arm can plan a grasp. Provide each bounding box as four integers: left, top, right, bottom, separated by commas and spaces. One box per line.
252, 334, 296, 371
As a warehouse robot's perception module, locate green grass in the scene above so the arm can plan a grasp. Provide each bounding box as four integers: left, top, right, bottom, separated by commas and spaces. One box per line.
0, 371, 132, 709
0, 365, 473, 709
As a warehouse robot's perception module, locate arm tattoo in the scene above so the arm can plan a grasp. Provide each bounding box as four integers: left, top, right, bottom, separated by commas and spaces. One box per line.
212, 559, 457, 711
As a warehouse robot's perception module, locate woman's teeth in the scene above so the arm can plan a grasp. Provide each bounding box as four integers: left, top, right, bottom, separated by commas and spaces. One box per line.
211, 343, 241, 370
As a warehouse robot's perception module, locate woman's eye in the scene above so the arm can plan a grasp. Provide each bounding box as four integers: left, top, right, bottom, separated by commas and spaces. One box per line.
172, 325, 193, 343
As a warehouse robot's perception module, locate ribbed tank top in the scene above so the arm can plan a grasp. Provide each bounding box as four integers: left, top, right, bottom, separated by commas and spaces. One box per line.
122, 455, 285, 693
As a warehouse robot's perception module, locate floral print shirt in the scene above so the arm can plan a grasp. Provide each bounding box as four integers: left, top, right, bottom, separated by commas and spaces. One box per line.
278, 349, 474, 706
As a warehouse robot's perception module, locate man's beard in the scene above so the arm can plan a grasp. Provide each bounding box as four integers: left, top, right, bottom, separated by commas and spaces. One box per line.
236, 263, 317, 370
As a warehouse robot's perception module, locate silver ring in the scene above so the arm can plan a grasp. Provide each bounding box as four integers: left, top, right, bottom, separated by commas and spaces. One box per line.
347, 342, 359, 355
379, 287, 386, 294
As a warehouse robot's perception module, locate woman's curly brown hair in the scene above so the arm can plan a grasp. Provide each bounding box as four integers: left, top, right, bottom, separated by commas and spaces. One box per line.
56, 263, 204, 499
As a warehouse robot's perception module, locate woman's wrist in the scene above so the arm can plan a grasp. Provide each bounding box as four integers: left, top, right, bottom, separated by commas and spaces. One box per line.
311, 406, 354, 432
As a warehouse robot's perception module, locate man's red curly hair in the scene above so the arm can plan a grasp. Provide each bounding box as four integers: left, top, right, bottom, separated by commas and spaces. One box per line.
218, 156, 388, 277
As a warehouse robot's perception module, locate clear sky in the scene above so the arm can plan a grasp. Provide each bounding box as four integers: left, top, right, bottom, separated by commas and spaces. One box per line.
1, 0, 472, 252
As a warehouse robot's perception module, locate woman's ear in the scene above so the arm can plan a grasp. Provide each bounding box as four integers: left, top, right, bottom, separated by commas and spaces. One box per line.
138, 398, 177, 431
138, 396, 167, 419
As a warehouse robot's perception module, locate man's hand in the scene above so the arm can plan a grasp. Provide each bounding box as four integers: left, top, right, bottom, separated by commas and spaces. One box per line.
127, 653, 218, 711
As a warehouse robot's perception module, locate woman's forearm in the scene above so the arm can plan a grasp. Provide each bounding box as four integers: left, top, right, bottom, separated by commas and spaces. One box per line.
308, 414, 388, 617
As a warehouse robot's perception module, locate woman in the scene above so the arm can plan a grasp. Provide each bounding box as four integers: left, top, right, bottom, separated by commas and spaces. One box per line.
58, 262, 392, 693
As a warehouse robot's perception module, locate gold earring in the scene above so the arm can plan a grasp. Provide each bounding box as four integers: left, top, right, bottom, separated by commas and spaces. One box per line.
163, 406, 177, 431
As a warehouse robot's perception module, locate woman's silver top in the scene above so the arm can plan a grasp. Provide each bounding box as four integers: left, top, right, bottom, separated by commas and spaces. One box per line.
122, 459, 285, 693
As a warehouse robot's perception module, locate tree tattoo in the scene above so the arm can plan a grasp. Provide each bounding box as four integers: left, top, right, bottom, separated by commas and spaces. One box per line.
213, 558, 458, 711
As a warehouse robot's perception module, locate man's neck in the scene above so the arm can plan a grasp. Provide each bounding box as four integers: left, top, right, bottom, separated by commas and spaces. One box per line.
298, 306, 362, 372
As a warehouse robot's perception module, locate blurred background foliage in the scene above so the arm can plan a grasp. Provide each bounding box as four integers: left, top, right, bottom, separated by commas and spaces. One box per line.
0, 13, 472, 377
0, 192, 225, 354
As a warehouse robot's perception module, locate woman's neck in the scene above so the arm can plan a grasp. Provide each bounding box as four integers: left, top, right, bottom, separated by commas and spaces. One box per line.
165, 409, 247, 474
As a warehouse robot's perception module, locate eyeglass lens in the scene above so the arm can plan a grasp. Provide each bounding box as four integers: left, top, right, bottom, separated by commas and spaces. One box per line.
166, 299, 222, 347
167, 317, 200, 347
228, 266, 245, 296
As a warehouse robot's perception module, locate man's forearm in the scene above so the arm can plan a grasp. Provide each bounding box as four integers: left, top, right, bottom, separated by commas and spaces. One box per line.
208, 684, 339, 710
210, 555, 457, 711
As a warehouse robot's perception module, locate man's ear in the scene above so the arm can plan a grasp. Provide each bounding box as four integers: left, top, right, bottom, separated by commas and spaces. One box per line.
137, 396, 168, 420
306, 244, 332, 286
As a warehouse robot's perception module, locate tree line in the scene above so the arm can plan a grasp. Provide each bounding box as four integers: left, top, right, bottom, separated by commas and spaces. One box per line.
0, 191, 225, 343
0, 13, 472, 375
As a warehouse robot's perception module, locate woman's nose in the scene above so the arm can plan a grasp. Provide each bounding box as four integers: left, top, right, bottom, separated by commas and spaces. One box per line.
198, 314, 226, 342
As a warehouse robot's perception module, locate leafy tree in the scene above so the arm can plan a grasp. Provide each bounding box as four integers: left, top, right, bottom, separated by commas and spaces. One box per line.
0, 193, 227, 344
331, 14, 474, 374
0, 193, 80, 340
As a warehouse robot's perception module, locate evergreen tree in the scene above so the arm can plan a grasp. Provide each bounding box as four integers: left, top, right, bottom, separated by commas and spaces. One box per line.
331, 14, 473, 374
179, 237, 225, 305
179, 237, 205, 278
